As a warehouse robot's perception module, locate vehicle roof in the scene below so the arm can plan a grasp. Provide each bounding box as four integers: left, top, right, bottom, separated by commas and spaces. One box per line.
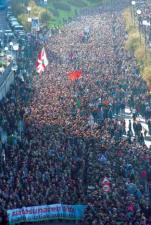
4, 32, 14, 35
14, 25, 24, 28
5, 30, 12, 33
9, 16, 17, 20
11, 22, 19, 26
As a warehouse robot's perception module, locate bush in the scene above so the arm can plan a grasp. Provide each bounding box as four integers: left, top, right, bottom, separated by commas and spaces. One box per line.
40, 11, 52, 26
134, 45, 145, 61
143, 66, 151, 84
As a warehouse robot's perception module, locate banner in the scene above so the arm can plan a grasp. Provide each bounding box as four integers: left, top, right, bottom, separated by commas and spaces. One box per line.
31, 18, 40, 32
7, 204, 87, 225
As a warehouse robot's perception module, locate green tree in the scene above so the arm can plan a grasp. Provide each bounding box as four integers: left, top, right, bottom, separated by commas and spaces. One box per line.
40, 11, 52, 27
11, 0, 25, 15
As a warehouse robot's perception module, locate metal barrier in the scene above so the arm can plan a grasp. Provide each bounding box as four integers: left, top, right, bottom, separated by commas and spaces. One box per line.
0, 62, 14, 100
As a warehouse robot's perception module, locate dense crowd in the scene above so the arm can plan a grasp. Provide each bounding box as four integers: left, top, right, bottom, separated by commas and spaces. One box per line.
0, 1, 151, 225
137, 0, 151, 21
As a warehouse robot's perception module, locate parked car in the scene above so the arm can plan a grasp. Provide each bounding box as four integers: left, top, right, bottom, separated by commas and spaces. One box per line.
10, 21, 19, 29
4, 32, 14, 44
13, 25, 24, 32
6, 12, 13, 19
8, 16, 17, 22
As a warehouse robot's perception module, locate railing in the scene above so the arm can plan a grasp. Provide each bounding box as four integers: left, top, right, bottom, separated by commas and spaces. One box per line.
0, 62, 15, 100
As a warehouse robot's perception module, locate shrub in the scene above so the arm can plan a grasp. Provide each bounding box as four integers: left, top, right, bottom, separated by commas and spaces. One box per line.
143, 66, 151, 84
40, 11, 52, 25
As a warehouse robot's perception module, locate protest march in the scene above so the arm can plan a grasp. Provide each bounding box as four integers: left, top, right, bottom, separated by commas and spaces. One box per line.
0, 0, 151, 225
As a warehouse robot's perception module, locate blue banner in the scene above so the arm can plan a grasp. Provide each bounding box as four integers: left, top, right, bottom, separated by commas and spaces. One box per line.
7, 204, 87, 225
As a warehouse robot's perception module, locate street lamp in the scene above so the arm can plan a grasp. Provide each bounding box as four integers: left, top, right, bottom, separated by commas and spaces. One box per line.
131, 1, 136, 25
131, 1, 136, 6
142, 20, 150, 55
27, 6, 31, 15
27, 17, 32, 23
9, 42, 13, 54
136, 9, 141, 15
27, 6, 32, 29
12, 43, 19, 68
136, 9, 142, 42
11, 64, 18, 81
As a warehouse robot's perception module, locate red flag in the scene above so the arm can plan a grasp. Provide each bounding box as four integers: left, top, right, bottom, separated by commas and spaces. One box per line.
68, 70, 82, 81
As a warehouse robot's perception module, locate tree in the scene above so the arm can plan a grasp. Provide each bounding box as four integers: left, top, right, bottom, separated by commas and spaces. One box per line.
40, 11, 52, 27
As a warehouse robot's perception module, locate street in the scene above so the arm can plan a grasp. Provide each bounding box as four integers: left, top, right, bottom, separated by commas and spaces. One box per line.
0, 10, 8, 30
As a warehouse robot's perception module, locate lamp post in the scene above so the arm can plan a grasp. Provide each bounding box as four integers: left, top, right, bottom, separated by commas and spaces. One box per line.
27, 17, 32, 23
136, 9, 142, 43
131, 1, 136, 25
44, 0, 47, 5
9, 41, 13, 56
27, 6, 31, 17
142, 20, 150, 56
13, 43, 19, 59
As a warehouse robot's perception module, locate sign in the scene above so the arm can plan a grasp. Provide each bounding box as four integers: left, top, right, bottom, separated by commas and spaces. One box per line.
31, 18, 39, 32
7, 204, 87, 225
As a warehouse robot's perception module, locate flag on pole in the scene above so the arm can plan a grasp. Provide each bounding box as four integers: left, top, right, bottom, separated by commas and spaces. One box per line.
68, 70, 82, 81
36, 47, 48, 74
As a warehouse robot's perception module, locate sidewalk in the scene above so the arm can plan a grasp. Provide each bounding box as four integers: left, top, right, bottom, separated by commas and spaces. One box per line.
123, 107, 151, 148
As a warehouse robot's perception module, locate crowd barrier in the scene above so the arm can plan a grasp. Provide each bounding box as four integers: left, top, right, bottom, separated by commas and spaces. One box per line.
0, 62, 15, 100
7, 204, 87, 225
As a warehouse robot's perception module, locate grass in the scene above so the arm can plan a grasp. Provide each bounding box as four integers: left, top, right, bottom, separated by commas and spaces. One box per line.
11, 0, 105, 30
123, 8, 151, 84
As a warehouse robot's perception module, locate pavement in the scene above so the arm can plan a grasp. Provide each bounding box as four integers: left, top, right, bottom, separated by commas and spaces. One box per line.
121, 107, 151, 148
0, 10, 8, 31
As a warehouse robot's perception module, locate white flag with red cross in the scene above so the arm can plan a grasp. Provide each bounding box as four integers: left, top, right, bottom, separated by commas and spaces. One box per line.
36, 47, 48, 74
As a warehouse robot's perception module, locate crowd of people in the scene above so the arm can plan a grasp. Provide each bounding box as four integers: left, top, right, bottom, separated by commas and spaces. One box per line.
0, 1, 151, 225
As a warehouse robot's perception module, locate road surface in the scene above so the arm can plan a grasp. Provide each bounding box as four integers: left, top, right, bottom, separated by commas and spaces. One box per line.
0, 10, 8, 30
